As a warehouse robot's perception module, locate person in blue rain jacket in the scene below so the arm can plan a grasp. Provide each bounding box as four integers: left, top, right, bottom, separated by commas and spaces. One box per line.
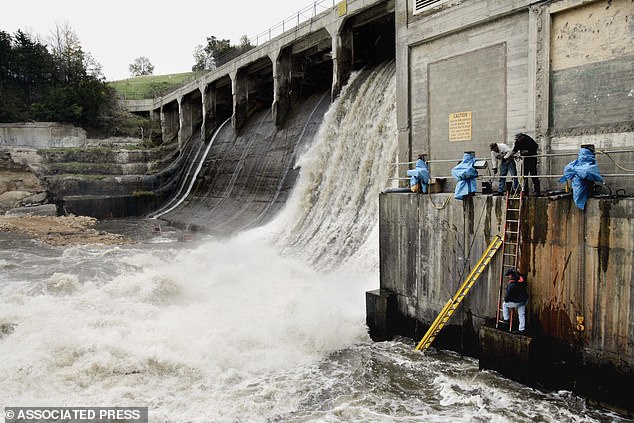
407, 154, 430, 193
451, 152, 478, 200
559, 146, 604, 210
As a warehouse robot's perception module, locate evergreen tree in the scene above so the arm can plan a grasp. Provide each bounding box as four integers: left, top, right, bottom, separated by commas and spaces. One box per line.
0, 26, 115, 126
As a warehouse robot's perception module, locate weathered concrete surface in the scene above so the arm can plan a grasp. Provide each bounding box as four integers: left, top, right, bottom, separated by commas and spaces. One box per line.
5, 204, 57, 217
397, 0, 634, 194
0, 139, 175, 219
366, 289, 398, 342
480, 326, 535, 385
159, 91, 331, 234
375, 192, 634, 413
0, 123, 87, 148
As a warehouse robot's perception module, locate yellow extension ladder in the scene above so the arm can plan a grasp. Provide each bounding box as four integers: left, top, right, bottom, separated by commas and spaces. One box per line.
415, 234, 503, 351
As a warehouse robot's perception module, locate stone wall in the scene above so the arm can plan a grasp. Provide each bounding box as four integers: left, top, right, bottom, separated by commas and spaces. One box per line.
0, 123, 87, 148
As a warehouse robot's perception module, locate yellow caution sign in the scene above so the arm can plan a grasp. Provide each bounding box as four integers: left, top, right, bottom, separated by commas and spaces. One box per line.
337, 0, 347, 17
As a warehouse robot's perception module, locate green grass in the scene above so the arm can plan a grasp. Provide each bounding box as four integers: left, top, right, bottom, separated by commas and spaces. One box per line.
109, 72, 209, 100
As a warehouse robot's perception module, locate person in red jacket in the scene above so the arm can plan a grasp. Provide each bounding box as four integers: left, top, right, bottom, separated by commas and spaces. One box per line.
502, 268, 528, 334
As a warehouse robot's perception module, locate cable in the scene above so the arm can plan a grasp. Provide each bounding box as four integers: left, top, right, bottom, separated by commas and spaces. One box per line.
596, 149, 634, 172
456, 198, 489, 285
427, 190, 450, 210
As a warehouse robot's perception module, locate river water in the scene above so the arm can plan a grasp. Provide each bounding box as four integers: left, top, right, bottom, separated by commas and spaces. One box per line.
0, 63, 627, 422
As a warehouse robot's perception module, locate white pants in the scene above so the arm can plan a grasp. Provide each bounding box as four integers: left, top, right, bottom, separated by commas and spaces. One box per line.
503, 301, 526, 331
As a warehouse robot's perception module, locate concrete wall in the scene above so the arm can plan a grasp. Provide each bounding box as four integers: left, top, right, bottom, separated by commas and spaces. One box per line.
407, 8, 530, 178
427, 43, 507, 159
549, 0, 633, 133
377, 191, 634, 412
0, 123, 87, 148
397, 0, 634, 193
379, 192, 504, 354
380, 193, 634, 360
398, 0, 534, 181
545, 0, 634, 191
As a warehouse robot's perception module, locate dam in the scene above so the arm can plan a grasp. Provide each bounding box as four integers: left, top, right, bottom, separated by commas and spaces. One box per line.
132, 0, 634, 414
0, 0, 633, 419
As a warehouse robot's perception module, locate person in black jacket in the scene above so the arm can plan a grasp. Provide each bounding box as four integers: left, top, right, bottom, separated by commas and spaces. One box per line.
502, 268, 528, 334
512, 133, 540, 196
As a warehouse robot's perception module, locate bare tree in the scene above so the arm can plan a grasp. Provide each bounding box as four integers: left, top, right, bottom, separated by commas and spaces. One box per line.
47, 21, 84, 82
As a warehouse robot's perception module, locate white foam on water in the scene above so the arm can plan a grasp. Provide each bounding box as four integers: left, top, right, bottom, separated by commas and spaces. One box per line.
0, 236, 379, 421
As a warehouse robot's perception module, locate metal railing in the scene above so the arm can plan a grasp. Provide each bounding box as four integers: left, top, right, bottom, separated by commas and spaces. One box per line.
247, 1, 335, 47
215, 0, 336, 65
121, 1, 339, 101
392, 149, 634, 196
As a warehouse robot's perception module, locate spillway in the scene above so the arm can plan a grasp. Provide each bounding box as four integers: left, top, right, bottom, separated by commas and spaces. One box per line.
158, 61, 398, 270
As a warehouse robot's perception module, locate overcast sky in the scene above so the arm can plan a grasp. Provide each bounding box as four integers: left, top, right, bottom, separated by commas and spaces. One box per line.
1, 0, 329, 81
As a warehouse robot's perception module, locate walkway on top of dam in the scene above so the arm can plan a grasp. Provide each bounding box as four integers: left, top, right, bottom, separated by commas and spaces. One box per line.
125, 0, 395, 146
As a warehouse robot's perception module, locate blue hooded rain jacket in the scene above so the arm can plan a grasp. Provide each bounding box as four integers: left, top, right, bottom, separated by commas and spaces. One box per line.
451, 152, 478, 200
407, 158, 430, 193
559, 147, 604, 210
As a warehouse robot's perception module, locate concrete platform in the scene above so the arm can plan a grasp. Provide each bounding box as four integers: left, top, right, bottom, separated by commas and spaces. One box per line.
479, 325, 535, 385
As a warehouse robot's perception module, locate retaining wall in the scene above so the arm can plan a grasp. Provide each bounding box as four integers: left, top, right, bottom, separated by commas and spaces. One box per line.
0, 123, 86, 148
373, 191, 634, 414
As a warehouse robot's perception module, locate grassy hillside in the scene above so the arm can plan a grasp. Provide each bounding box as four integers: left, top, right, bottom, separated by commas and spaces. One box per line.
109, 72, 208, 100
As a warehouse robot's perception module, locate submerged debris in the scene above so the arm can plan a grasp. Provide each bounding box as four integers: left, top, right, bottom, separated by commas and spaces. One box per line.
0, 322, 16, 338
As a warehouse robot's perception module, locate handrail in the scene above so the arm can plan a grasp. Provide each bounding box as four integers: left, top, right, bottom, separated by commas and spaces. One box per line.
391, 174, 634, 181
121, 1, 338, 101
393, 149, 634, 190
215, 0, 336, 66
394, 149, 634, 166
248, 1, 334, 47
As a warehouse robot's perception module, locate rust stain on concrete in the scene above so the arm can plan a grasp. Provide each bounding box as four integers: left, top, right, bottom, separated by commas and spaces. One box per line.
598, 200, 611, 274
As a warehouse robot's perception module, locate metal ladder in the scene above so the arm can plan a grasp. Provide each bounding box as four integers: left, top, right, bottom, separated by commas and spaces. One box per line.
415, 235, 503, 351
495, 186, 524, 330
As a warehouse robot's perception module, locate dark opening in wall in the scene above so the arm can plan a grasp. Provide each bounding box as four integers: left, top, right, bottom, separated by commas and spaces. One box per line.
352, 12, 396, 69
215, 81, 233, 124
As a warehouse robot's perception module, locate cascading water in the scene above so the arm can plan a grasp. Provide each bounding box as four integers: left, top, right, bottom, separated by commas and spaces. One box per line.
150, 119, 231, 219
264, 62, 398, 270
0, 62, 625, 423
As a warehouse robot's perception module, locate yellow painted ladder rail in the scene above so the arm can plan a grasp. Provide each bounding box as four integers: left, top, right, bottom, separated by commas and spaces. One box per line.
415, 235, 503, 351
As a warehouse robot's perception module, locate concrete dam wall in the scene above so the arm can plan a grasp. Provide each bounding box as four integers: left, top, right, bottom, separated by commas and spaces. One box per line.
374, 192, 634, 413
156, 91, 331, 235
155, 61, 398, 252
